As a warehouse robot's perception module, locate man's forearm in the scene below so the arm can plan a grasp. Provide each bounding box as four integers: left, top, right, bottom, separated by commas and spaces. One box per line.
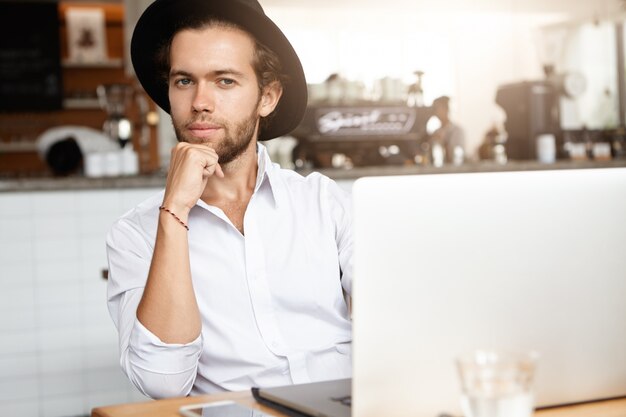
137, 142, 222, 343
137, 209, 202, 344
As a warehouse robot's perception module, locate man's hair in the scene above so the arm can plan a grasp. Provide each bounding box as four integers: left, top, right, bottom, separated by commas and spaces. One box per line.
155, 18, 288, 133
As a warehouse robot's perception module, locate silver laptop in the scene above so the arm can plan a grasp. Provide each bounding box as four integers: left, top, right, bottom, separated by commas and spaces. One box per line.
352, 167, 626, 417
255, 167, 626, 417
253, 378, 350, 417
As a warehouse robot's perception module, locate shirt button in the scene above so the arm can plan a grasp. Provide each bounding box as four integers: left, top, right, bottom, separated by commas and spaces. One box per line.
270, 341, 280, 350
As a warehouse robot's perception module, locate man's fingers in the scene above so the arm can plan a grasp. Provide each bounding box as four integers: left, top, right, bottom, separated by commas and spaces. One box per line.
202, 160, 224, 179
171, 142, 224, 179
199, 145, 223, 178
214, 162, 225, 178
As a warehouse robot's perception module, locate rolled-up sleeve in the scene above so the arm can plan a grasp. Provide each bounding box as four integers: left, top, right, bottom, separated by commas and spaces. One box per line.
106, 215, 202, 399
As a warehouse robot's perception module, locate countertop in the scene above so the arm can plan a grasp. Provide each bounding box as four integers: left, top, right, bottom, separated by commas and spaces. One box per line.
2, 159, 625, 193
91, 390, 626, 417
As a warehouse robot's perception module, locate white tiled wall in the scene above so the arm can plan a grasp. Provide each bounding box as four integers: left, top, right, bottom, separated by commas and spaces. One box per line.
0, 187, 161, 417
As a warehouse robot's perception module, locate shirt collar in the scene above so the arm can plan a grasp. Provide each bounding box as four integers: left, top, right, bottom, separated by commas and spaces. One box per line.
255, 142, 287, 209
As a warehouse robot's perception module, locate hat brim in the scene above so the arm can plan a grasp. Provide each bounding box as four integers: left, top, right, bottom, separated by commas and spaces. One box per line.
131, 0, 307, 141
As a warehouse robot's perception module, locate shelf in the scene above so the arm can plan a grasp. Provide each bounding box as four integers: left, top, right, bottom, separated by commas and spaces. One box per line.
63, 98, 101, 110
62, 58, 123, 68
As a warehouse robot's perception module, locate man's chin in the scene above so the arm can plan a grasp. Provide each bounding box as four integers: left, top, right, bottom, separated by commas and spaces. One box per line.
177, 134, 217, 147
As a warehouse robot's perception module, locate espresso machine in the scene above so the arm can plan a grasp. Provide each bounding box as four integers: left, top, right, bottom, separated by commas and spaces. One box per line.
495, 81, 561, 161
291, 104, 432, 168
495, 68, 586, 161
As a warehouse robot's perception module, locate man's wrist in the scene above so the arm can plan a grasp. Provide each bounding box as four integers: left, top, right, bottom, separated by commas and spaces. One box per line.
159, 206, 189, 230
160, 200, 191, 222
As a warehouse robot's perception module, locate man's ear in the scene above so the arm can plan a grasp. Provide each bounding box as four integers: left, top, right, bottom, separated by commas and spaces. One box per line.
258, 81, 283, 117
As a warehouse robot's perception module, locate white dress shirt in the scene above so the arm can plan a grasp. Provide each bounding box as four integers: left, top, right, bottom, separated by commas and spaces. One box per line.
106, 144, 353, 399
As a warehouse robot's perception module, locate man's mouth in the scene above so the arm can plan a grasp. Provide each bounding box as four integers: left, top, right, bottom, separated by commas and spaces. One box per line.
187, 122, 222, 139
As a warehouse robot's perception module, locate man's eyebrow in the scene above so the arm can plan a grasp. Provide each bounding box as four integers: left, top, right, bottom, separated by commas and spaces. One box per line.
213, 68, 247, 78
169, 68, 248, 79
169, 69, 193, 79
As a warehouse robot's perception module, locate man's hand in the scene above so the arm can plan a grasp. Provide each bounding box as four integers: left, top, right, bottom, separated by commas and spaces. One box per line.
162, 142, 225, 215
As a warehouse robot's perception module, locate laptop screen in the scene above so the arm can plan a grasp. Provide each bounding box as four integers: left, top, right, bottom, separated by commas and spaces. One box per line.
352, 168, 626, 417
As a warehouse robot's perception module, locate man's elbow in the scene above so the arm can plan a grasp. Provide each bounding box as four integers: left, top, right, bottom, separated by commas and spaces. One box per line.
126, 366, 196, 399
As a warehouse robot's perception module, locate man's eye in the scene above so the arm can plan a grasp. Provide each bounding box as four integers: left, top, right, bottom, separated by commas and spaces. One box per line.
174, 78, 192, 86
219, 78, 235, 86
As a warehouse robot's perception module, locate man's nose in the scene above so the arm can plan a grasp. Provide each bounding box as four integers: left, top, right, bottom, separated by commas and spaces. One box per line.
192, 83, 215, 113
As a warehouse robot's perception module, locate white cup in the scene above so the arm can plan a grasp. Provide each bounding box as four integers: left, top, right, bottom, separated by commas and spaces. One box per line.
84, 152, 105, 178
121, 147, 139, 175
103, 151, 122, 177
536, 134, 556, 164
592, 142, 612, 160
568, 142, 587, 160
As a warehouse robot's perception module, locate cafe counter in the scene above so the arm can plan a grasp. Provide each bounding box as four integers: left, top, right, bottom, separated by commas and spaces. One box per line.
2, 158, 625, 193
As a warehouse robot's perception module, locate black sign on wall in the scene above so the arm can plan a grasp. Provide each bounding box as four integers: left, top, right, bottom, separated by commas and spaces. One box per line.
0, 2, 63, 112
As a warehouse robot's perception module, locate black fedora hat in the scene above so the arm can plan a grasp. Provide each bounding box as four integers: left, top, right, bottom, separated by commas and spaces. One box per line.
131, 0, 307, 141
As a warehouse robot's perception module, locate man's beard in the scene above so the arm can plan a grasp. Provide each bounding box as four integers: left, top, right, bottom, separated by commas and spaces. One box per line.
173, 109, 258, 165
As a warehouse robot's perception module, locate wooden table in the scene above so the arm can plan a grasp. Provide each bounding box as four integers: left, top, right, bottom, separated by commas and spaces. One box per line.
92, 392, 626, 417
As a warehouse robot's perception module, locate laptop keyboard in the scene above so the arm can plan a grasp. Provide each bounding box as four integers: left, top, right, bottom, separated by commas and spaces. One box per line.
331, 395, 352, 407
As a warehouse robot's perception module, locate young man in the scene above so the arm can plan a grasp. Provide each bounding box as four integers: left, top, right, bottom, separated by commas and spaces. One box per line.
106, 0, 353, 399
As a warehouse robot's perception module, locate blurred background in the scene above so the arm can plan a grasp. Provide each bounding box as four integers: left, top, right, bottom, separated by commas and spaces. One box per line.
0, 0, 624, 177
0, 1, 624, 416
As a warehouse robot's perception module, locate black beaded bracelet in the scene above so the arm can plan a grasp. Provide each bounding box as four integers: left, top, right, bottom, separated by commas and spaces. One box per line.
159, 206, 189, 231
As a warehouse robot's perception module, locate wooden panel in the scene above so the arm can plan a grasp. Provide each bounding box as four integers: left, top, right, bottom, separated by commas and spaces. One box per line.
0, 152, 49, 176
62, 67, 129, 95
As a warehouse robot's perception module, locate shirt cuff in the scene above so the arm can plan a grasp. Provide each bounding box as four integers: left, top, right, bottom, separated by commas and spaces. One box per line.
128, 319, 203, 374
